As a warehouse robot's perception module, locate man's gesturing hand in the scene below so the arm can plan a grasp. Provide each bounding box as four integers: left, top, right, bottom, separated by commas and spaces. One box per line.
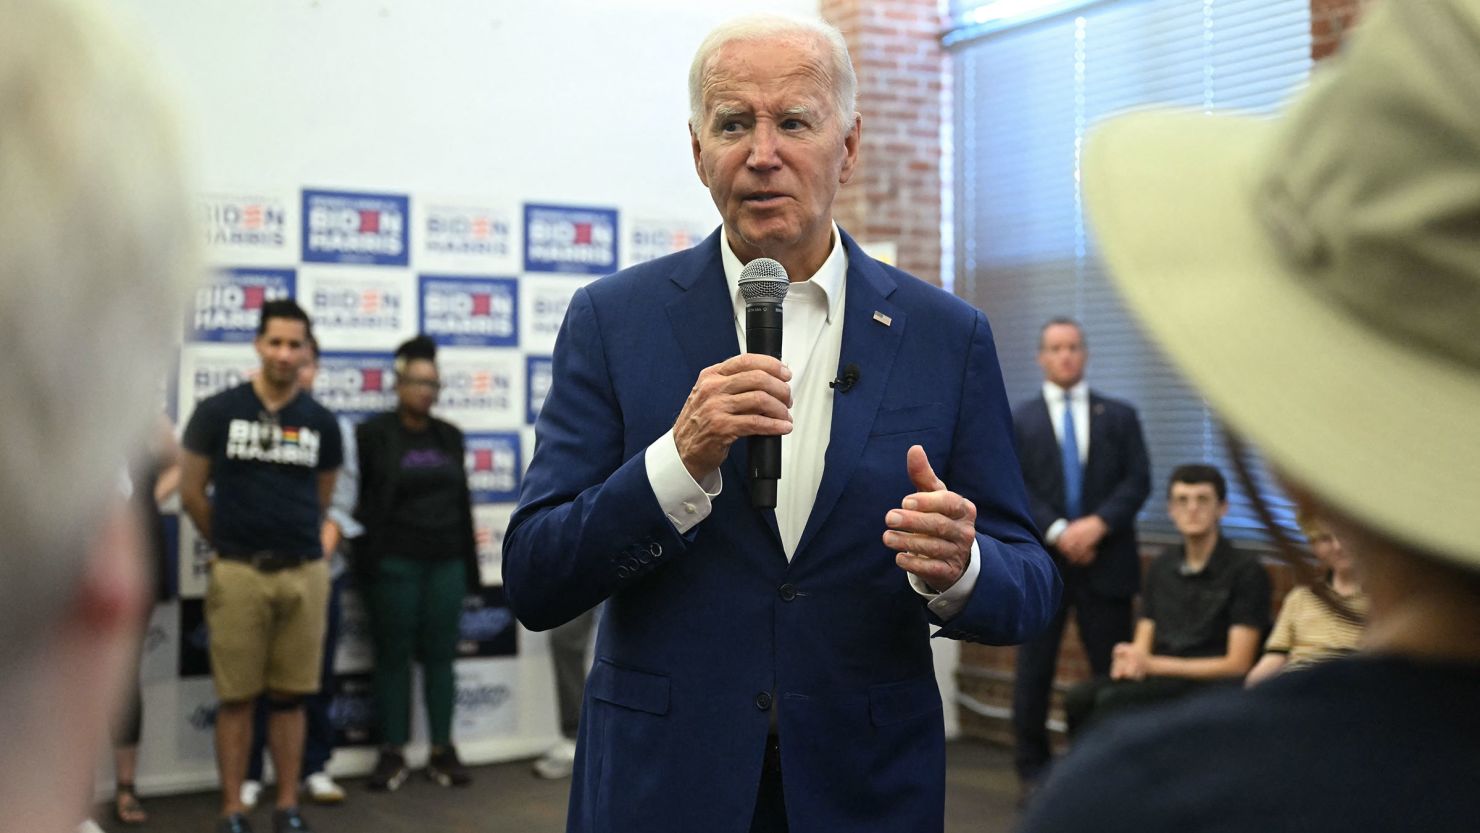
884, 445, 976, 593
673, 354, 792, 482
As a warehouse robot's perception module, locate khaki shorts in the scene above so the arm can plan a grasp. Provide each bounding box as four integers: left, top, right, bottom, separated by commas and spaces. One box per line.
205, 557, 329, 702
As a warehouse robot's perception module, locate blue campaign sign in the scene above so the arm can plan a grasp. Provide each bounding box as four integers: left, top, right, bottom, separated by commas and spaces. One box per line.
186, 268, 296, 343
302, 189, 410, 266
313, 352, 397, 420
419, 275, 519, 348
464, 432, 522, 503
523, 203, 619, 274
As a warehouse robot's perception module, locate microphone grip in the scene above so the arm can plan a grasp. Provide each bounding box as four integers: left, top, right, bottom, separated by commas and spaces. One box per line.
749, 435, 781, 507
745, 305, 782, 359
745, 303, 783, 508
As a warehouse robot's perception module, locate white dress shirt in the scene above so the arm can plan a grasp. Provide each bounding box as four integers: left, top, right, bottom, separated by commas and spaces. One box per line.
642, 226, 979, 618
1043, 379, 1089, 545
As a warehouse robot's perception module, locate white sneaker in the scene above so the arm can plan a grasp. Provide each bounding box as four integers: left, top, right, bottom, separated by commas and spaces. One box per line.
240, 779, 263, 811
303, 771, 346, 804
531, 739, 578, 780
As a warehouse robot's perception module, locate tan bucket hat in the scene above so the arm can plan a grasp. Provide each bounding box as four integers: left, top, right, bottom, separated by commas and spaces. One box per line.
1083, 0, 1480, 571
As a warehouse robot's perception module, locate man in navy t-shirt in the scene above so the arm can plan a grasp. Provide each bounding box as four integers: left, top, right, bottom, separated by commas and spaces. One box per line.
181, 300, 341, 833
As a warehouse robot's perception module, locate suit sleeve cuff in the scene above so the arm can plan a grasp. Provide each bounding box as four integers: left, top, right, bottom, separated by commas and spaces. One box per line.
1044, 518, 1069, 546
908, 539, 982, 621
644, 428, 721, 535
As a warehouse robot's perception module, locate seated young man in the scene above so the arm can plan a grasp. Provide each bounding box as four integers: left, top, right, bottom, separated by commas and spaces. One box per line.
1064, 464, 1270, 736
1246, 510, 1366, 687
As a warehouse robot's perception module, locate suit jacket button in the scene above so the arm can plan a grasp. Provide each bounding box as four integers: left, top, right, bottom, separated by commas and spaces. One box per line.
616, 565, 632, 579
778, 583, 797, 602
754, 692, 772, 711
649, 543, 663, 558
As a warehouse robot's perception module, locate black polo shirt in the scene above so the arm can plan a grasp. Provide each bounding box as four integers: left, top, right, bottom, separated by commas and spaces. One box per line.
1141, 533, 1270, 658
183, 382, 342, 558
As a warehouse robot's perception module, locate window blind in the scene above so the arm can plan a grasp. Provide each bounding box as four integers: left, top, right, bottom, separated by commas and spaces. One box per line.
950, 0, 1313, 540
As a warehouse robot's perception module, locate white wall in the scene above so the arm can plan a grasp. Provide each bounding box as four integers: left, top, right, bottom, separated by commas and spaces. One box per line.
126, 0, 820, 216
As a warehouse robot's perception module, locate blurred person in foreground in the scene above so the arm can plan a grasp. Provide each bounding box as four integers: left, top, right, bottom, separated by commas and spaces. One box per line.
504, 12, 1058, 833
1021, 1, 1480, 830
0, 0, 197, 831
1245, 509, 1366, 687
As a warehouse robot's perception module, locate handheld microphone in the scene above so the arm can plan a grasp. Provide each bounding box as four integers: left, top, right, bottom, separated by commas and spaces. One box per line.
738, 258, 789, 509
830, 363, 860, 393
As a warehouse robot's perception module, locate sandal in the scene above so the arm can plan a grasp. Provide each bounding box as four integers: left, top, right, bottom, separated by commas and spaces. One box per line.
114, 783, 148, 826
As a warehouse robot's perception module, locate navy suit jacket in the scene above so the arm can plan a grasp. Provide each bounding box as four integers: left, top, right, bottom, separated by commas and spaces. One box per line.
504, 228, 1059, 833
1012, 391, 1150, 599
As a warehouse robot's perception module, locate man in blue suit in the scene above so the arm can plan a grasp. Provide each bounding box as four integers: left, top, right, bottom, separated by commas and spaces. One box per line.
1009, 318, 1150, 799
503, 14, 1059, 833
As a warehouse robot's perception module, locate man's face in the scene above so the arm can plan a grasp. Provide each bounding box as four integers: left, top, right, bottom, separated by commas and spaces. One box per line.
1167, 482, 1227, 539
254, 318, 310, 388
690, 34, 860, 274
1038, 323, 1087, 389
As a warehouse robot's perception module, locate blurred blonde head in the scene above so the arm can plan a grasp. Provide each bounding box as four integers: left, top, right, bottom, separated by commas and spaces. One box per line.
0, 0, 197, 665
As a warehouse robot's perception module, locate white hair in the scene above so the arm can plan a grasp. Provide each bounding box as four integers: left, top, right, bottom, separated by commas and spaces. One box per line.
0, 0, 198, 663
688, 13, 858, 134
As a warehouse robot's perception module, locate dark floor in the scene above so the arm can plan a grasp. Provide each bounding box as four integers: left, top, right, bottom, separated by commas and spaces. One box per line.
97, 740, 1022, 833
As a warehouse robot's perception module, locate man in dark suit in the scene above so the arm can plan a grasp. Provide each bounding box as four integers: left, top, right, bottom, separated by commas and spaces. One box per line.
1010, 318, 1150, 796
502, 13, 1059, 833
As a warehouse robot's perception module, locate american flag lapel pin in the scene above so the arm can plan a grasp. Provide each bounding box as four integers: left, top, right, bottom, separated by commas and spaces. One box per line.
873, 311, 892, 326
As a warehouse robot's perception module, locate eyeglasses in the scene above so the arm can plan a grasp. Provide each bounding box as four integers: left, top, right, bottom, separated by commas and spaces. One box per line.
401, 378, 442, 392
257, 409, 280, 451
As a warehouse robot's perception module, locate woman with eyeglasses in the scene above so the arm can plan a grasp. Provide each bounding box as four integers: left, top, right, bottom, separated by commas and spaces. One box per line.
354, 335, 480, 792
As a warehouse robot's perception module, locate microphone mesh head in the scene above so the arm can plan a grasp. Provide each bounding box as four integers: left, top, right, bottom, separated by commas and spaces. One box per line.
739, 258, 790, 304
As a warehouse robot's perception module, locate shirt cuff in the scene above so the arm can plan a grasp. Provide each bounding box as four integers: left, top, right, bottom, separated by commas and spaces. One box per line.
909, 538, 982, 621
1044, 518, 1069, 546
644, 428, 721, 535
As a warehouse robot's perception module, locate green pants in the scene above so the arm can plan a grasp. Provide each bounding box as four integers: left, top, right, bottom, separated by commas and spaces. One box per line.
369, 556, 466, 747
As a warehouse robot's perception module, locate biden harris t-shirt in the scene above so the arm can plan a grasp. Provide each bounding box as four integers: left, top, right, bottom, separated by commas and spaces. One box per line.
183, 382, 342, 558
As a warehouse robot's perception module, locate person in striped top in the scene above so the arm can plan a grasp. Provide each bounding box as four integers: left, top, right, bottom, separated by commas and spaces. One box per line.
1246, 510, 1367, 687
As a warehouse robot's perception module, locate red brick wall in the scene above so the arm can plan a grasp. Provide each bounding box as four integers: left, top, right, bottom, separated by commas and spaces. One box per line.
821, 0, 945, 286
1312, 0, 1369, 60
